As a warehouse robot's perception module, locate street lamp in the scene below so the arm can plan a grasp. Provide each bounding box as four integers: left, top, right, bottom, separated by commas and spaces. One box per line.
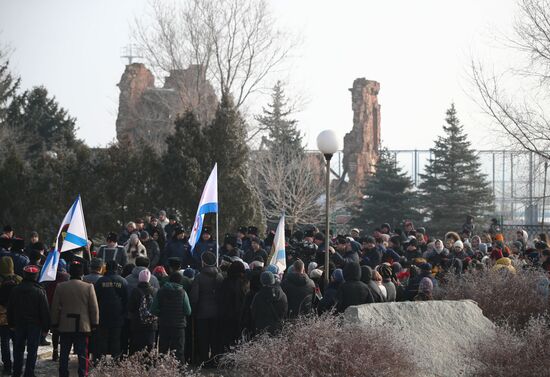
317, 130, 340, 285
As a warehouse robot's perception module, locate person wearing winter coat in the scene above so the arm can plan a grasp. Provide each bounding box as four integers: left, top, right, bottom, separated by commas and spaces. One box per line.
243, 237, 268, 265
190, 251, 224, 366
0, 239, 29, 277
336, 262, 373, 313
405, 263, 435, 300
492, 257, 517, 274
360, 265, 386, 303
317, 268, 344, 314
83, 258, 103, 285
161, 228, 193, 268
127, 269, 157, 354
151, 272, 191, 363
96, 232, 127, 267
281, 260, 315, 318
140, 231, 161, 269
118, 222, 137, 246
43, 259, 70, 362
7, 265, 50, 377
124, 257, 160, 296
332, 236, 360, 267
414, 277, 434, 301
0, 256, 21, 374
360, 237, 382, 269
50, 261, 99, 377
217, 261, 248, 352
251, 271, 288, 335
125, 234, 147, 266
94, 260, 128, 360
378, 264, 397, 302
426, 239, 449, 268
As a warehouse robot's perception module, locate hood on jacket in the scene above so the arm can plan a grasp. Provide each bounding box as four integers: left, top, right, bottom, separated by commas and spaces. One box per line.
0, 256, 14, 276
343, 262, 361, 282
495, 257, 512, 266
132, 266, 147, 278
360, 265, 373, 284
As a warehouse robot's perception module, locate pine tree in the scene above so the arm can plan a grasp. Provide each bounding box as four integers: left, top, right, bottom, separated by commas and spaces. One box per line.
256, 81, 303, 160
161, 111, 211, 225
419, 104, 494, 236
0, 59, 20, 124
353, 148, 420, 230
206, 94, 263, 234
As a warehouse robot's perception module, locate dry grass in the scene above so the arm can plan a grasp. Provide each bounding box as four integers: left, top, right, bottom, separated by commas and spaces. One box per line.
434, 268, 548, 328
89, 350, 200, 377
472, 316, 550, 377
220, 313, 417, 377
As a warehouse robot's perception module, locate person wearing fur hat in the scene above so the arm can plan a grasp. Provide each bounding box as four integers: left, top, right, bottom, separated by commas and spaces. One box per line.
127, 269, 157, 354
162, 227, 194, 269
217, 261, 248, 352
251, 271, 287, 335
190, 251, 223, 366
0, 238, 29, 277
151, 272, 191, 363
193, 226, 217, 266
219, 234, 244, 260
360, 236, 382, 270
243, 236, 268, 265
7, 265, 50, 377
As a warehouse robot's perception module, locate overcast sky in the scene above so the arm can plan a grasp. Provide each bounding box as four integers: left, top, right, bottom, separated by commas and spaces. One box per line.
0, 0, 519, 150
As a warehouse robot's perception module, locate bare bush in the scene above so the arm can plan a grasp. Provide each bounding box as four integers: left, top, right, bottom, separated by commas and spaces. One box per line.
220, 314, 417, 377
434, 269, 548, 328
89, 350, 200, 377
472, 316, 550, 377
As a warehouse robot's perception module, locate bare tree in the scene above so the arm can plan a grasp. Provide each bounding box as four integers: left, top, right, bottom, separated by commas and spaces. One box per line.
250, 150, 324, 230
471, 0, 550, 159
133, 0, 295, 110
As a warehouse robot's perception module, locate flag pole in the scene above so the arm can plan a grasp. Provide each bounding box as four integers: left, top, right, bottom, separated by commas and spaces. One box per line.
216, 211, 219, 267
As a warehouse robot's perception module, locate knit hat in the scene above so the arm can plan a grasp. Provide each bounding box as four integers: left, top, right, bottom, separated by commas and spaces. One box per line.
139, 269, 151, 283
183, 268, 195, 279
479, 243, 488, 255
419, 277, 433, 294
260, 271, 275, 286
495, 234, 505, 242
266, 264, 279, 275
309, 269, 323, 279
201, 251, 217, 267
453, 240, 464, 250
153, 265, 168, 277
419, 262, 432, 272
332, 268, 344, 283
139, 230, 149, 240
307, 262, 318, 275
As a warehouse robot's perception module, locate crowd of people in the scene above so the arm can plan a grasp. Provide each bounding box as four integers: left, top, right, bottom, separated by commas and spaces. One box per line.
0, 212, 548, 377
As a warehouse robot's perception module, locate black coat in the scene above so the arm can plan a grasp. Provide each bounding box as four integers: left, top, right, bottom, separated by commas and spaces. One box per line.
332, 249, 359, 268
94, 272, 128, 328
317, 281, 341, 314
281, 272, 315, 318
251, 285, 287, 335
217, 276, 247, 322
362, 247, 382, 269
127, 282, 157, 330
336, 263, 373, 313
7, 279, 50, 332
360, 266, 386, 303
243, 248, 268, 265
151, 282, 191, 329
162, 239, 193, 268
190, 266, 223, 319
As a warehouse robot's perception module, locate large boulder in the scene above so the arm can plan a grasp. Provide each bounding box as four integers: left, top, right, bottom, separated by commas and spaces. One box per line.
344, 300, 495, 377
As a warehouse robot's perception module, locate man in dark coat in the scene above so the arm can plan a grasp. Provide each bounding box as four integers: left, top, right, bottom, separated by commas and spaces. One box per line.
162, 227, 193, 268
0, 238, 29, 277
8, 265, 50, 377
140, 231, 161, 269
97, 232, 127, 267
151, 272, 191, 363
317, 268, 344, 314
251, 271, 287, 335
243, 237, 268, 265
193, 227, 217, 267
336, 262, 373, 313
360, 265, 386, 303
94, 260, 128, 360
361, 236, 382, 269
331, 236, 359, 268
281, 260, 315, 318
0, 257, 21, 374
190, 251, 223, 366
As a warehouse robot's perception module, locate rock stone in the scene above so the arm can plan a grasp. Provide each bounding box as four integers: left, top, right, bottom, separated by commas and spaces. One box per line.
344, 300, 495, 377
116, 63, 218, 152
342, 78, 381, 195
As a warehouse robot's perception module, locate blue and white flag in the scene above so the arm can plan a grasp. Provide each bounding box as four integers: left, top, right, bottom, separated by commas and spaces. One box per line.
39, 195, 88, 282
269, 215, 286, 273
189, 164, 218, 252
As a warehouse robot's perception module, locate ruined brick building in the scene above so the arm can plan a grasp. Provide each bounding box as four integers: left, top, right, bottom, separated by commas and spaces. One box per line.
116, 63, 218, 152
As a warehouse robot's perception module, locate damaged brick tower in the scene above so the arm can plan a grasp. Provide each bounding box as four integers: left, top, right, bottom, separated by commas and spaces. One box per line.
116, 63, 218, 152
342, 78, 381, 196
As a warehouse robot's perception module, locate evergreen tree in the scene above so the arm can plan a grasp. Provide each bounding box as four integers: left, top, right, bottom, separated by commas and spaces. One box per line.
419, 104, 494, 236
6, 86, 80, 159
353, 148, 420, 230
161, 111, 211, 225
256, 81, 303, 160
206, 94, 263, 234
0, 59, 20, 124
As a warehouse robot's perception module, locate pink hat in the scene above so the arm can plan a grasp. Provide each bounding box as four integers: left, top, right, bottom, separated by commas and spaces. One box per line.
139, 269, 151, 283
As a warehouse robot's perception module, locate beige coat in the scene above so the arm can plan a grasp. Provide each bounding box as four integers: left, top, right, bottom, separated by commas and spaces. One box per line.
50, 278, 99, 333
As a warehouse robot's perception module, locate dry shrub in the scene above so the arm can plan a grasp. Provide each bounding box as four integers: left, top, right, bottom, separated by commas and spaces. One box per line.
472, 316, 550, 377
89, 350, 200, 377
434, 269, 548, 328
220, 314, 416, 377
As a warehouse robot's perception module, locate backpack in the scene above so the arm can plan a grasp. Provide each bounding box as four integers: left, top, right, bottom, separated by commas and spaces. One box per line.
0, 276, 19, 326
138, 293, 157, 326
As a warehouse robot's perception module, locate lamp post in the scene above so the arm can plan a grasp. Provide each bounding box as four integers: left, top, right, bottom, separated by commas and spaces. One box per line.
317, 130, 340, 285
